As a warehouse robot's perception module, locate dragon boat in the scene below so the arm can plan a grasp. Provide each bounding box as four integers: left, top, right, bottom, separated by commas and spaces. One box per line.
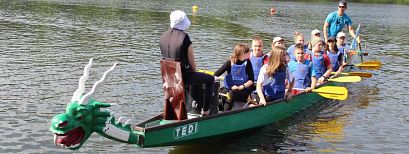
49, 58, 359, 150
49, 20, 384, 150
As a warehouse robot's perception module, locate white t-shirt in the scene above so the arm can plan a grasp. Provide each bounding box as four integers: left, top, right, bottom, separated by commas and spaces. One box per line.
257, 64, 293, 86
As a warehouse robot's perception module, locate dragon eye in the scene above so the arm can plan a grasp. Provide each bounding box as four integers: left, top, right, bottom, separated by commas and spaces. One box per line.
77, 116, 84, 121
58, 121, 68, 128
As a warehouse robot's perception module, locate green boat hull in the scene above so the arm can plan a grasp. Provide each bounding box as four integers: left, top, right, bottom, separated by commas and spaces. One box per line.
135, 81, 339, 148
49, 59, 357, 151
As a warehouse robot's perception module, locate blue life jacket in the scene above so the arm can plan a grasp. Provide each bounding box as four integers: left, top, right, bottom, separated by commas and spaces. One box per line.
224, 61, 248, 89
327, 50, 341, 71
312, 51, 327, 78
288, 45, 296, 61
250, 54, 264, 82
262, 69, 286, 101
338, 46, 345, 54
338, 45, 350, 63
293, 61, 312, 89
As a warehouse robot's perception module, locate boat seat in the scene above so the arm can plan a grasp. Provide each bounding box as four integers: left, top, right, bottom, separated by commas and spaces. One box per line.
160, 60, 187, 120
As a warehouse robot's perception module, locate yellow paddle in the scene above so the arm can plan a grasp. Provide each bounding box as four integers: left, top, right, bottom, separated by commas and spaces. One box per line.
219, 93, 230, 100
327, 76, 361, 83
314, 86, 348, 100
331, 72, 372, 78
197, 69, 215, 75
346, 61, 382, 70
197, 69, 224, 80
360, 61, 382, 66
354, 63, 381, 70
294, 86, 348, 100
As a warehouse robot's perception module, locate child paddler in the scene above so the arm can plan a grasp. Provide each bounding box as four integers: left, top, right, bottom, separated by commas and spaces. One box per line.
264, 36, 285, 64
336, 32, 352, 64
288, 43, 317, 94
308, 38, 332, 84
325, 36, 345, 77
256, 46, 294, 106
214, 43, 254, 111
249, 35, 266, 84
287, 32, 309, 62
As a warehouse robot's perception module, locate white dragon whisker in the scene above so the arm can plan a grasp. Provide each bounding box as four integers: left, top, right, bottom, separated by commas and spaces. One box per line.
71, 58, 93, 102
79, 63, 117, 105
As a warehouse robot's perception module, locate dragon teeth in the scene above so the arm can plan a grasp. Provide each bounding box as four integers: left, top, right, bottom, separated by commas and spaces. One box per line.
54, 134, 57, 146
71, 143, 80, 148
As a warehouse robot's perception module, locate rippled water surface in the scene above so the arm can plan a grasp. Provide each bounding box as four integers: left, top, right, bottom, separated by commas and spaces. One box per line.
0, 0, 408, 153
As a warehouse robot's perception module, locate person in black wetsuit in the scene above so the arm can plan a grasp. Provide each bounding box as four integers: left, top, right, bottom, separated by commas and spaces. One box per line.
159, 10, 214, 116
214, 43, 254, 111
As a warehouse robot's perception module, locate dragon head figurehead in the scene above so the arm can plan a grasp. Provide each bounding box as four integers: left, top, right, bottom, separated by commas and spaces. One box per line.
50, 58, 116, 150
50, 100, 111, 149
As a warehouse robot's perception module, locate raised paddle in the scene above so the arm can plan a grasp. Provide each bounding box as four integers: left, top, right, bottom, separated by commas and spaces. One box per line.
331, 72, 372, 78
350, 24, 360, 51
327, 76, 361, 83
294, 86, 348, 100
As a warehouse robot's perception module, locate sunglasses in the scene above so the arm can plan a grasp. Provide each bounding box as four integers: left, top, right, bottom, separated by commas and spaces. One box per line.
338, 6, 346, 8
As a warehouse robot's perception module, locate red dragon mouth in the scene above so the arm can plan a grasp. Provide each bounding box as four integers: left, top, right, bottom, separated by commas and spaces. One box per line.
54, 127, 85, 149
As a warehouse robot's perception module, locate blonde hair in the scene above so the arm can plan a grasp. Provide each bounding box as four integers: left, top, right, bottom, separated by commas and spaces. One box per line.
230, 43, 250, 64
251, 35, 263, 48
308, 38, 323, 50
294, 32, 304, 43
266, 46, 286, 76
252, 35, 263, 43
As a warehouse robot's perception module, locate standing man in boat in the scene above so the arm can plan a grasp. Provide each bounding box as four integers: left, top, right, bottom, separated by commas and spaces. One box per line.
159, 10, 214, 116
323, 0, 357, 43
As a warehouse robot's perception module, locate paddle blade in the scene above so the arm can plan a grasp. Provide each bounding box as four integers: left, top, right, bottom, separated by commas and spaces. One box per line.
347, 72, 373, 78
358, 66, 380, 70
328, 76, 362, 83
361, 61, 382, 66
313, 86, 348, 100
355, 63, 381, 70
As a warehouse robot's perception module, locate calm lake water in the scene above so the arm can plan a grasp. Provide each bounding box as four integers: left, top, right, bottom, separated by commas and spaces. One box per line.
0, 0, 408, 153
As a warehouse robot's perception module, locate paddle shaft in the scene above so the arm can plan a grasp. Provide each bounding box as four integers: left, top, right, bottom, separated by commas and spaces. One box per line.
293, 87, 345, 95
344, 64, 380, 70
331, 72, 372, 78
